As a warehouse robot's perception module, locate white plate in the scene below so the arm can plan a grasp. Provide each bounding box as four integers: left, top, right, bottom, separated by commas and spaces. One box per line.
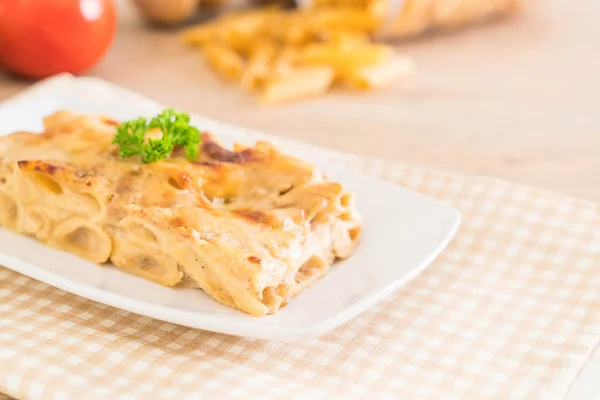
0, 75, 460, 341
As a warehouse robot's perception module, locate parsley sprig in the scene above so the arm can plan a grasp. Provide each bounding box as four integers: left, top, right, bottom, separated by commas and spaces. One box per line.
113, 109, 202, 164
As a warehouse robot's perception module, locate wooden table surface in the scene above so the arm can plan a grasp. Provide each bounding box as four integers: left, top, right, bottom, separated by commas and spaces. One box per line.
0, 0, 599, 201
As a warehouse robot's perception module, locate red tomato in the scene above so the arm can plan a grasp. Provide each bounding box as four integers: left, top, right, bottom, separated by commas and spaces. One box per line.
0, 0, 116, 79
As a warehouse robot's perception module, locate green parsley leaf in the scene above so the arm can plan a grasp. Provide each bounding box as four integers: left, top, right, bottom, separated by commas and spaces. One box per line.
183, 126, 201, 161
112, 117, 147, 159
113, 109, 202, 164
142, 137, 174, 164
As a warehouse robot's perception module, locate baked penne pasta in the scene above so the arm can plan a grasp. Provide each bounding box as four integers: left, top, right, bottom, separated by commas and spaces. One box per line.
0, 111, 362, 316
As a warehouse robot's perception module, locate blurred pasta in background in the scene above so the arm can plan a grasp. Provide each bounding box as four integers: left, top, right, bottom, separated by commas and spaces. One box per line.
133, 0, 520, 104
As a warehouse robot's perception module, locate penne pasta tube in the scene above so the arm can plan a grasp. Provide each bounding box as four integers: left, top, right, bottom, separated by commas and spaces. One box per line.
241, 40, 278, 91
260, 66, 334, 105
295, 43, 394, 77
344, 55, 415, 90
51, 218, 112, 264
202, 43, 246, 81
0, 190, 20, 231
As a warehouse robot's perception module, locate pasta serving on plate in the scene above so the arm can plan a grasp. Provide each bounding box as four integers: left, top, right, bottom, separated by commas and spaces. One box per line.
0, 110, 362, 316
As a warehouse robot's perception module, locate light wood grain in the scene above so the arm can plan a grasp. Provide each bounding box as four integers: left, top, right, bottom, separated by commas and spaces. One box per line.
0, 0, 598, 201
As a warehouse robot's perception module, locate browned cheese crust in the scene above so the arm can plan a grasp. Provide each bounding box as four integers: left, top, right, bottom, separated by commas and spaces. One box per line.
0, 111, 362, 316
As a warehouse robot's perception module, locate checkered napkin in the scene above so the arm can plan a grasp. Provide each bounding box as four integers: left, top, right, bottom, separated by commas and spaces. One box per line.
1, 112, 600, 400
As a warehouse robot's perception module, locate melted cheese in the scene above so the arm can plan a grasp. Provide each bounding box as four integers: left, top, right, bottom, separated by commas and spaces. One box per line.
0, 111, 362, 316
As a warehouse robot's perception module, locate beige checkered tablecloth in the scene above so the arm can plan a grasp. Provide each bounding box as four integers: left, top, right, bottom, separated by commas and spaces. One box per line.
1, 131, 600, 399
